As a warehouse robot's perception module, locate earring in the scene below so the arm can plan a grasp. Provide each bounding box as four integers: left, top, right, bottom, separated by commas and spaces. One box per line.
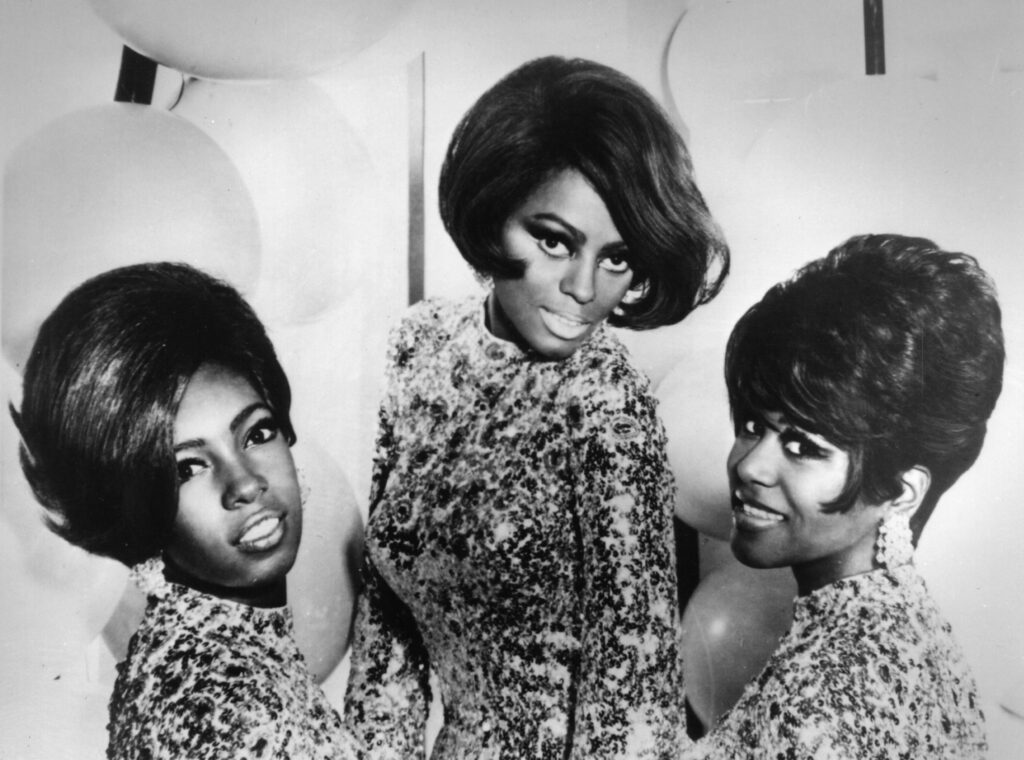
297, 467, 312, 508
875, 511, 914, 569
130, 555, 166, 595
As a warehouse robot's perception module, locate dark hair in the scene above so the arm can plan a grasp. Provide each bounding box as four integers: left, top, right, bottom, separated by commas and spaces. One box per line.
11, 262, 294, 566
439, 55, 729, 329
725, 234, 1004, 540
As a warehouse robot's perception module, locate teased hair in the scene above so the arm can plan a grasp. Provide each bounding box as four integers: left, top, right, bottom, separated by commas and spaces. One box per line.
439, 55, 729, 329
12, 262, 293, 566
725, 234, 1004, 539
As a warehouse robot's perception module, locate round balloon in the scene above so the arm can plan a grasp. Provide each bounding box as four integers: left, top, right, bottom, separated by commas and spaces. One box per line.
286, 436, 364, 682
2, 103, 260, 370
174, 78, 382, 325
656, 354, 736, 540
87, 0, 415, 80
681, 557, 796, 731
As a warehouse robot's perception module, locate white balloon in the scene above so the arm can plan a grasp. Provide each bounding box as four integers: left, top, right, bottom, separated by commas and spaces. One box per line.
86, 0, 415, 80
287, 436, 364, 682
2, 103, 261, 369
175, 78, 382, 325
656, 354, 735, 540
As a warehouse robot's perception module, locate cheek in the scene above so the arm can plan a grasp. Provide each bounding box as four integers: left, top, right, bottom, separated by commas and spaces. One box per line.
493, 279, 537, 319
726, 440, 749, 479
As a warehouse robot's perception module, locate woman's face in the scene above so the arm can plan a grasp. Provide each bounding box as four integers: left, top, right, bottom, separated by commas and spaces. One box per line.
489, 169, 633, 359
165, 363, 302, 603
727, 410, 886, 594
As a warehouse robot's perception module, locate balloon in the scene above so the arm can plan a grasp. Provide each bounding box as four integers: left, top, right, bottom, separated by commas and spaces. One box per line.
86, 0, 415, 80
287, 436, 364, 682
666, 0, 863, 191
2, 103, 260, 369
681, 555, 796, 731
174, 78, 382, 325
656, 355, 735, 540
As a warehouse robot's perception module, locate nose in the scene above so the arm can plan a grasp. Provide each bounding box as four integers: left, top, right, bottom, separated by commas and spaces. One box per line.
559, 256, 596, 304
730, 436, 778, 487
221, 457, 267, 509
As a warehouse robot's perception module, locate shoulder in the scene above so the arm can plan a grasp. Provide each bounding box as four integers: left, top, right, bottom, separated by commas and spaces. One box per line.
110, 606, 304, 757
388, 296, 476, 368
563, 329, 659, 428
571, 327, 652, 391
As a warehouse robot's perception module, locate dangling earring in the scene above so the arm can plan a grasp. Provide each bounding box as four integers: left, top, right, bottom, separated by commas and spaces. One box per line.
875, 511, 914, 569
297, 467, 312, 509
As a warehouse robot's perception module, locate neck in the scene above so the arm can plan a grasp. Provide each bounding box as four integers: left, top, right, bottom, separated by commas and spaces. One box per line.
484, 292, 525, 349
162, 556, 287, 608
792, 555, 876, 596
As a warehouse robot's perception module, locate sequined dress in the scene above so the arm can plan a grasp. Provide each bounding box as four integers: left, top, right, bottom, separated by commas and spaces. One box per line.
108, 560, 360, 760
680, 563, 987, 759
344, 297, 684, 759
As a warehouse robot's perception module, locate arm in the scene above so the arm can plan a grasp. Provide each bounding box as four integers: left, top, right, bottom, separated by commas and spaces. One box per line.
343, 554, 431, 760
343, 324, 433, 759
566, 366, 685, 759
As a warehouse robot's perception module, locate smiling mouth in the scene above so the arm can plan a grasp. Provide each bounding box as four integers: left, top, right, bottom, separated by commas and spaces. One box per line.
539, 307, 591, 340
237, 513, 286, 552
732, 493, 785, 528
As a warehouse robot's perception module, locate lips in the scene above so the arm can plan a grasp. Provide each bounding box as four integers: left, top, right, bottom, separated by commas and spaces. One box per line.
732, 492, 785, 530
236, 512, 286, 552
539, 307, 591, 341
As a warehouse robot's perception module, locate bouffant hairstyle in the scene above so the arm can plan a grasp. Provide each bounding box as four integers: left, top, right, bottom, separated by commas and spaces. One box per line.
725, 234, 1004, 540
11, 262, 294, 566
439, 55, 729, 329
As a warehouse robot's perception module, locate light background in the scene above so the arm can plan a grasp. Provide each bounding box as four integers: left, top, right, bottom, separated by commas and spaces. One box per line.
1, 1, 1022, 757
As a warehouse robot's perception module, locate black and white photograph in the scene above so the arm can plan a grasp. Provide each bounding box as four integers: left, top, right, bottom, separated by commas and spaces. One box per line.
1, 1, 1022, 757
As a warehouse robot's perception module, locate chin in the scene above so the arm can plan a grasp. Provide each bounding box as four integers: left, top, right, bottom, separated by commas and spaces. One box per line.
730, 537, 779, 570
529, 335, 582, 360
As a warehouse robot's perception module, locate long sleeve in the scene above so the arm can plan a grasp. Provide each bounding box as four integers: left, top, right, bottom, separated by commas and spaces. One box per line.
343, 405, 432, 759
343, 554, 431, 759
565, 366, 685, 759
343, 342, 433, 759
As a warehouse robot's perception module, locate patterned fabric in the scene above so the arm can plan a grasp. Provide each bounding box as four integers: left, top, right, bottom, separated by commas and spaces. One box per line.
108, 559, 360, 760
680, 563, 987, 760
344, 296, 684, 759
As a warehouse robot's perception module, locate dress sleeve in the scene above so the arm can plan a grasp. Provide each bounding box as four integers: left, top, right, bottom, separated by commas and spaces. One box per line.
343, 320, 432, 760
565, 364, 686, 759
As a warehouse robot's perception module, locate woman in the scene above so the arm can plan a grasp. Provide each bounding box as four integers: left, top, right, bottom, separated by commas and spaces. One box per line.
344, 56, 729, 758
12, 263, 361, 760
682, 234, 1002, 758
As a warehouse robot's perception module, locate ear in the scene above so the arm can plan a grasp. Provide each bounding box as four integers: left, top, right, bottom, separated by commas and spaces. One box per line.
883, 465, 931, 520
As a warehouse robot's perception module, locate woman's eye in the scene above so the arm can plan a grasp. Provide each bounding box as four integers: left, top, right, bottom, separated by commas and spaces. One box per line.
176, 458, 206, 484
739, 418, 762, 437
536, 233, 570, 257
598, 253, 631, 274
245, 419, 279, 448
783, 435, 825, 459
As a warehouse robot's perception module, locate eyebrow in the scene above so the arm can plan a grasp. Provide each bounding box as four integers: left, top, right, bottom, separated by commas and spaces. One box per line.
529, 213, 627, 255
172, 402, 271, 453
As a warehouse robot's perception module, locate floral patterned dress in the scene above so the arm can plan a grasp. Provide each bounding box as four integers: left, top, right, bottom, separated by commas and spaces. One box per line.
343, 296, 684, 759
108, 560, 360, 760
680, 563, 987, 759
